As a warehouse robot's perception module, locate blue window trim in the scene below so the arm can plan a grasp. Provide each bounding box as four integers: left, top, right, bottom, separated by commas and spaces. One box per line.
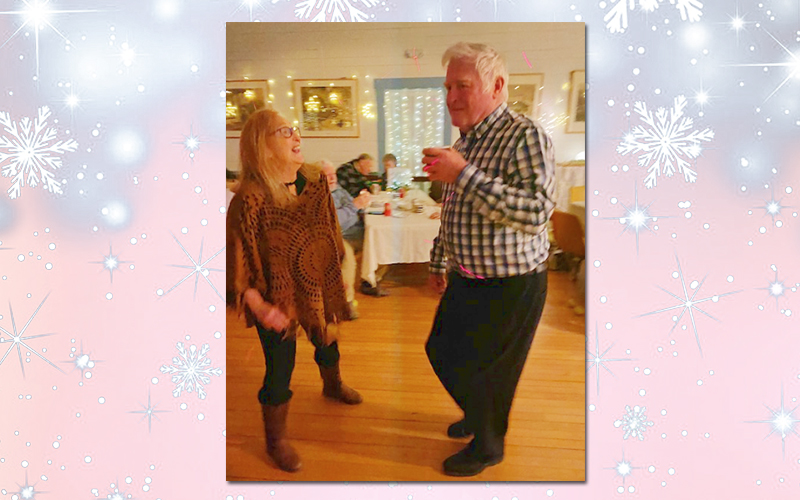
374, 77, 451, 171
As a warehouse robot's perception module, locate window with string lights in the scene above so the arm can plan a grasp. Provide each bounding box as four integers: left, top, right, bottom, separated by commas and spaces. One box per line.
375, 78, 451, 191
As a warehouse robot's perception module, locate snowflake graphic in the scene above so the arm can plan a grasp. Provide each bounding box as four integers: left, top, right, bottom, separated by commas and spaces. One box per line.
757, 265, 793, 312
129, 388, 169, 432
90, 244, 131, 284
635, 254, 742, 355
160, 342, 222, 400
12, 471, 42, 500
172, 124, 204, 164
0, 294, 65, 377
605, 448, 642, 487
160, 234, 224, 302
614, 405, 654, 440
91, 469, 157, 499
617, 95, 713, 189
0, 2, 99, 77
231, 0, 270, 21
753, 185, 791, 227
732, 30, 800, 103
62, 339, 102, 382
747, 385, 799, 459
603, 0, 704, 33
0, 106, 78, 199
598, 183, 672, 254
96, 480, 134, 500
586, 322, 634, 396
294, 0, 379, 22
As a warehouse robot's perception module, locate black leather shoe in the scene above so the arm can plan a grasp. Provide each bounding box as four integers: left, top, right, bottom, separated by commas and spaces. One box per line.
447, 419, 473, 438
360, 281, 389, 297
442, 442, 503, 477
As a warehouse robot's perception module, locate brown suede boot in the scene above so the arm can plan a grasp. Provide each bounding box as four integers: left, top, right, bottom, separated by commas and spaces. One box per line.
261, 402, 302, 472
319, 363, 363, 405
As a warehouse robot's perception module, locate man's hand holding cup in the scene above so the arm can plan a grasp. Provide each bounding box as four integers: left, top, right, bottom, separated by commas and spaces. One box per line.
421, 147, 468, 183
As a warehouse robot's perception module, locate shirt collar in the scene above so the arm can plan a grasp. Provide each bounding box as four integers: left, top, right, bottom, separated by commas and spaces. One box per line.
460, 102, 508, 142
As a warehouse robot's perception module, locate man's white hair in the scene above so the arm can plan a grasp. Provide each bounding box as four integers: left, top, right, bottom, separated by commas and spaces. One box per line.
442, 42, 509, 102
319, 158, 335, 171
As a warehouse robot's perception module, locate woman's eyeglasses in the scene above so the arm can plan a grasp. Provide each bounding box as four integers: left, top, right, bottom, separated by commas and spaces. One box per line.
274, 126, 300, 138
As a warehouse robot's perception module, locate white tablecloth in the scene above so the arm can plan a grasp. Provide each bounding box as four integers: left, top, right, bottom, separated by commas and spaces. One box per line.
361, 207, 441, 287
555, 163, 585, 211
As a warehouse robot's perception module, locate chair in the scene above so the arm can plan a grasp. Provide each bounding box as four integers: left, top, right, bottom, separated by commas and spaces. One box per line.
551, 211, 585, 259
550, 210, 586, 316
569, 185, 585, 204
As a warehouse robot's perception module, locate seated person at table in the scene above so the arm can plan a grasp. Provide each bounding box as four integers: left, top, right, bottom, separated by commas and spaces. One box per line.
337, 153, 375, 198
322, 160, 390, 298
380, 153, 397, 190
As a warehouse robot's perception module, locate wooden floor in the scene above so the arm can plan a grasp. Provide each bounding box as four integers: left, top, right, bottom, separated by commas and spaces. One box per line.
226, 265, 585, 482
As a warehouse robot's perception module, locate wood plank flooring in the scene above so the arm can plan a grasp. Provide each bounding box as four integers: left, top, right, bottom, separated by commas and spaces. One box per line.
226, 265, 585, 482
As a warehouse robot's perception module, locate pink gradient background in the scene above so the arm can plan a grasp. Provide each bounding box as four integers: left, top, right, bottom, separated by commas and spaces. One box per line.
2, 1, 799, 499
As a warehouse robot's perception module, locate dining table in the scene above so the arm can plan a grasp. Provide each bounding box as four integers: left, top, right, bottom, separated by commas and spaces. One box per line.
360, 193, 441, 287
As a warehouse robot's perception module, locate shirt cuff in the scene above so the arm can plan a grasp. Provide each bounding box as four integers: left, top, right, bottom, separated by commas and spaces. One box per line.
429, 262, 447, 274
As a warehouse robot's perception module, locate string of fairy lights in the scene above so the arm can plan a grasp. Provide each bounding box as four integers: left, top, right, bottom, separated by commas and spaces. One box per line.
385, 88, 445, 186
226, 67, 580, 186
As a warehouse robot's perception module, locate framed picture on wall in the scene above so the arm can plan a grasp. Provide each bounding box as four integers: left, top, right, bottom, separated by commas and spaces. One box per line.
507, 73, 544, 119
293, 79, 359, 138
226, 80, 270, 138
566, 70, 585, 134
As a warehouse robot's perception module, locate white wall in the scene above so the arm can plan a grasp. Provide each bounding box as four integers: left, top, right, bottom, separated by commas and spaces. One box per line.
227, 22, 585, 171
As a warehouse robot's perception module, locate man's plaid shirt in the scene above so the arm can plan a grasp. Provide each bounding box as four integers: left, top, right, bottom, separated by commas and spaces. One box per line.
336, 160, 370, 198
430, 103, 556, 278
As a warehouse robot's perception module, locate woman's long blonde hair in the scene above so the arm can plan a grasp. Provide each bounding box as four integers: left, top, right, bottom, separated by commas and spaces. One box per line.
239, 108, 319, 207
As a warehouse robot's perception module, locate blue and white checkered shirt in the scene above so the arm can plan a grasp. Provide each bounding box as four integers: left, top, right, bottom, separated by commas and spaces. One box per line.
430, 103, 556, 278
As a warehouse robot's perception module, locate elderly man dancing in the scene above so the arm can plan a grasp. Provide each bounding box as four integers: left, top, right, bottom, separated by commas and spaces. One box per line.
422, 42, 556, 477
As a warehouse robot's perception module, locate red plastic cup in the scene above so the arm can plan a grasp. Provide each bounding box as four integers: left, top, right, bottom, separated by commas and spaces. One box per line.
384, 202, 392, 216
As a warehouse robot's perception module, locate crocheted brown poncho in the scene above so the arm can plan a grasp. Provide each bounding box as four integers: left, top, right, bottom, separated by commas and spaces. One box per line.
226, 170, 348, 345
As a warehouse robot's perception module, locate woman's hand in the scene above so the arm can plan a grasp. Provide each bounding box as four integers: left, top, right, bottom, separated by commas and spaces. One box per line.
244, 288, 291, 331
